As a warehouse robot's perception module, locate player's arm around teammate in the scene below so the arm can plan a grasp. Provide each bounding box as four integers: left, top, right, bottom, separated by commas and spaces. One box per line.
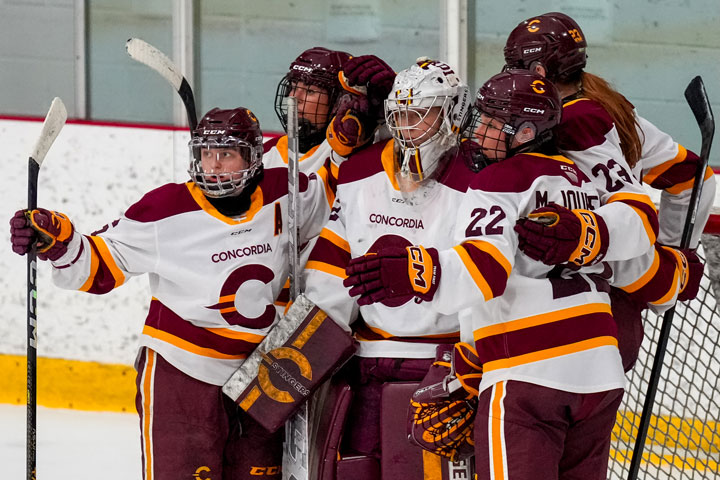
9, 107, 331, 480
345, 70, 627, 480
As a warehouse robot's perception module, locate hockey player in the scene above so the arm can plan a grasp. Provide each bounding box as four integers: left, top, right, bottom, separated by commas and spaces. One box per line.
504, 11, 712, 370
301, 58, 474, 476
344, 69, 639, 480
267, 47, 395, 192
9, 107, 331, 480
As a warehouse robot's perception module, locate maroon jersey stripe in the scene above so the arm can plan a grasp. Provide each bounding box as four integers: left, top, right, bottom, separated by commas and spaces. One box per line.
125, 182, 201, 223
145, 299, 262, 356
555, 98, 615, 152
337, 140, 389, 185
625, 246, 680, 305
469, 152, 583, 194
475, 311, 617, 365
354, 321, 460, 344
263, 135, 281, 154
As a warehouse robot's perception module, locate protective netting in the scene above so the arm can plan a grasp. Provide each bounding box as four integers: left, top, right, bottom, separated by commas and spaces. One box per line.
608, 234, 720, 479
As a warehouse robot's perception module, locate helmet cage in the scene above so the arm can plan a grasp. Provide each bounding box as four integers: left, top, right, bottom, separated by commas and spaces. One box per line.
384, 60, 470, 183
188, 136, 263, 198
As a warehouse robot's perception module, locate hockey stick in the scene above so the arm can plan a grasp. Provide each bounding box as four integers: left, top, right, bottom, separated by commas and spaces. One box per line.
283, 96, 311, 480
627, 76, 714, 480
125, 38, 198, 130
26, 97, 68, 480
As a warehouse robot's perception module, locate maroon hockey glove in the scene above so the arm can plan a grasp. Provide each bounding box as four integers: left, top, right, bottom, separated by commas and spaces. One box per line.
343, 245, 440, 306
408, 344, 477, 462
514, 203, 609, 266
340, 54, 395, 100
677, 248, 704, 302
326, 94, 374, 157
10, 208, 75, 261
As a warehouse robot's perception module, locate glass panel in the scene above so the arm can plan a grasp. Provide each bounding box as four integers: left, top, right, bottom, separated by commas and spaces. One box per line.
198, 0, 439, 135
471, 3, 720, 166
87, 0, 173, 124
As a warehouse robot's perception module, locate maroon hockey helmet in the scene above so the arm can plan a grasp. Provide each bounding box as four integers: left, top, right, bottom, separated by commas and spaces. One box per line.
188, 107, 264, 198
274, 47, 352, 151
465, 69, 562, 164
503, 12, 587, 82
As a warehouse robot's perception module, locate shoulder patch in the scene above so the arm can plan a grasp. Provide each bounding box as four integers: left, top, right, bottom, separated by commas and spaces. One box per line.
125, 182, 201, 222
556, 98, 615, 152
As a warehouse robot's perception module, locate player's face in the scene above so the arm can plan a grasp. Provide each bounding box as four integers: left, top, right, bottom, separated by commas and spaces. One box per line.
394, 106, 443, 144
289, 81, 331, 128
200, 147, 249, 181
474, 114, 508, 160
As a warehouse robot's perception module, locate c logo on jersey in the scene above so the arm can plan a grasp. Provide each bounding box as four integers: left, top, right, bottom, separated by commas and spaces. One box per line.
527, 19, 540, 33
531, 80, 546, 94
193, 466, 211, 479
205, 264, 276, 328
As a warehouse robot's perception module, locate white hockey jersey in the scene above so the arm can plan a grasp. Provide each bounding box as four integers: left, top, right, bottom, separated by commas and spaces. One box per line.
431, 151, 626, 395
49, 169, 330, 385
303, 140, 475, 359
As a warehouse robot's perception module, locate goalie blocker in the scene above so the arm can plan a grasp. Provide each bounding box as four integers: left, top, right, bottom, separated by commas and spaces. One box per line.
223, 294, 357, 432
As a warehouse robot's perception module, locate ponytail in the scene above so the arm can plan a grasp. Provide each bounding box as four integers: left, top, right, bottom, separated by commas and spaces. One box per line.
580, 72, 643, 168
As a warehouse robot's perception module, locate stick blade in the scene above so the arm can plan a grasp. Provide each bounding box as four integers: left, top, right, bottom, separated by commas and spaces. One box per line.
126, 38, 183, 90
31, 97, 67, 167
684, 76, 715, 145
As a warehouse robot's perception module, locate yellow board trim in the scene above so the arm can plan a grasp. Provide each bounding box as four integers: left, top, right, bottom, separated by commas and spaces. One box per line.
0, 353, 135, 412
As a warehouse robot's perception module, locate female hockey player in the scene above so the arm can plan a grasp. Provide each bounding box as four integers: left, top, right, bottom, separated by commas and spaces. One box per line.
503, 11, 711, 370
301, 58, 476, 477
344, 69, 642, 480
9, 107, 331, 480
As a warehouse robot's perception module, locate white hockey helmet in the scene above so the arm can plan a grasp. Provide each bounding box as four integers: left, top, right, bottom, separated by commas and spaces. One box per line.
385, 58, 470, 183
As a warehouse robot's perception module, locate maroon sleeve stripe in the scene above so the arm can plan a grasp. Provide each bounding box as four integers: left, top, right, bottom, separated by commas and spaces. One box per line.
354, 321, 460, 344
307, 235, 351, 270
606, 194, 659, 242
622, 245, 679, 305
80, 236, 124, 295
455, 241, 511, 300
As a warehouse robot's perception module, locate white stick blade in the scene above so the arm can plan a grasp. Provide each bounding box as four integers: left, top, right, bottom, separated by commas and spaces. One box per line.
31, 97, 67, 166
126, 38, 183, 90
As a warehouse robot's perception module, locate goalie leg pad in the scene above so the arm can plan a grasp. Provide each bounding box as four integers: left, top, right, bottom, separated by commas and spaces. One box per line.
235, 304, 357, 432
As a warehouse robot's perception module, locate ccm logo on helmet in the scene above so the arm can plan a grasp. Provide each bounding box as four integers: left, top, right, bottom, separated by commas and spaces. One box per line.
527, 19, 541, 32
202, 129, 227, 135
292, 65, 313, 73
531, 80, 546, 94
523, 47, 542, 54
523, 107, 545, 114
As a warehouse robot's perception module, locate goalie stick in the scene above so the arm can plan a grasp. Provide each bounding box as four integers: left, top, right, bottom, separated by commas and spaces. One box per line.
125, 38, 198, 130
627, 76, 714, 480
26, 97, 68, 480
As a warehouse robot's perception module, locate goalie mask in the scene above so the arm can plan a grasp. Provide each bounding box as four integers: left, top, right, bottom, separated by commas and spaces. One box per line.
504, 12, 587, 82
189, 107, 264, 198
385, 58, 470, 186
275, 47, 352, 152
465, 69, 561, 165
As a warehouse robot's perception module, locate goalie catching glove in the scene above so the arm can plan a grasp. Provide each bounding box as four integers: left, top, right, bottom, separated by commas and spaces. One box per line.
10, 208, 75, 261
343, 245, 440, 306
514, 202, 609, 266
408, 343, 483, 462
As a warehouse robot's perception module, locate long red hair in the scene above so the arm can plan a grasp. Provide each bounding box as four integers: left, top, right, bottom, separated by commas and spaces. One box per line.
579, 72, 643, 168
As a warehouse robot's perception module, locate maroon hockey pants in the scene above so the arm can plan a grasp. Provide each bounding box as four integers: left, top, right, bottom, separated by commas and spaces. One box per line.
134, 348, 283, 480
474, 380, 623, 480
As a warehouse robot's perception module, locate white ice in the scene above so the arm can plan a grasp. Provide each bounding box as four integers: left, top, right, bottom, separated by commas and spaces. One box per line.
0, 404, 140, 479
